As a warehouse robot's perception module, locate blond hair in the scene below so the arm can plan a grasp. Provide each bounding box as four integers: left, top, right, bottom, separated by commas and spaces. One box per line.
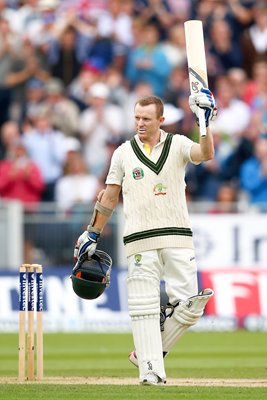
135, 96, 164, 118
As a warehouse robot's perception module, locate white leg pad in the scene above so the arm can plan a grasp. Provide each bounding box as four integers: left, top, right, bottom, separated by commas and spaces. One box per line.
132, 315, 166, 382
127, 275, 166, 382
162, 288, 214, 353
127, 275, 159, 317
161, 316, 188, 353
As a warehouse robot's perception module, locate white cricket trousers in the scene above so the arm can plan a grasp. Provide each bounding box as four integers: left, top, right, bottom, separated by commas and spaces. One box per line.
127, 247, 198, 305
127, 247, 198, 382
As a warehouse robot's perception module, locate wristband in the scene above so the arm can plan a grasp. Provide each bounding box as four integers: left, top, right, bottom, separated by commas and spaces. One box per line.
87, 225, 101, 234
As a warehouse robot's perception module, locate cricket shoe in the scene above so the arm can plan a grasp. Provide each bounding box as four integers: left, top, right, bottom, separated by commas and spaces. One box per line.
128, 350, 168, 368
128, 351, 138, 368
141, 372, 166, 386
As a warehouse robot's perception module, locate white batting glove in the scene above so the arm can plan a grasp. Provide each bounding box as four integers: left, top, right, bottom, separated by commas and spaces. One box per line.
189, 88, 217, 127
73, 230, 100, 262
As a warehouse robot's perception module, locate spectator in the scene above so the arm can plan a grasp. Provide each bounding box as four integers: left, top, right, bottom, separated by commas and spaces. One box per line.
48, 24, 84, 86
43, 77, 80, 136
22, 104, 66, 201
246, 60, 267, 106
7, 0, 43, 38
62, 136, 82, 168
174, 90, 197, 139
161, 103, 184, 135
0, 0, 21, 32
210, 75, 251, 138
56, 0, 107, 19
23, 0, 59, 47
0, 120, 21, 160
207, 73, 254, 187
0, 0, 266, 221
96, 0, 134, 50
79, 82, 124, 177
249, 61, 267, 129
208, 19, 242, 74
54, 147, 100, 263
86, 40, 114, 74
163, 66, 188, 107
240, 134, 267, 211
186, 131, 235, 201
20, 78, 46, 125
191, 0, 253, 40
209, 183, 239, 214
104, 65, 129, 107
219, 113, 258, 184
0, 138, 45, 263
125, 23, 171, 96
0, 15, 20, 126
227, 67, 249, 101
241, 2, 267, 78
134, 0, 174, 41
186, 156, 222, 202
4, 38, 50, 121
168, 0, 192, 23
131, 16, 146, 48
0, 138, 44, 207
161, 23, 187, 69
67, 60, 102, 111
55, 151, 99, 212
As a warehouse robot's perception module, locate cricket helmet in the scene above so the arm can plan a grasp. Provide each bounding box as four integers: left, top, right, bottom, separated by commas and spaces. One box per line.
71, 250, 112, 300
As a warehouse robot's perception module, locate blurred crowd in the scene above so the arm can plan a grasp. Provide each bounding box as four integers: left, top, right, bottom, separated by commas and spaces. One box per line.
0, 0, 267, 216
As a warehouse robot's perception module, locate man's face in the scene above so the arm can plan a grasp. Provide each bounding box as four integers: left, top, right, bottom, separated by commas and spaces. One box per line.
134, 103, 164, 142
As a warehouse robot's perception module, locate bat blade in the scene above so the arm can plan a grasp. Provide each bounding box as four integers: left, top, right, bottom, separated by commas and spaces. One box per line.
184, 20, 208, 137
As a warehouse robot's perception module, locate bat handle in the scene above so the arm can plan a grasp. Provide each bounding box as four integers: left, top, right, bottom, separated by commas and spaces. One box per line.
199, 109, 206, 137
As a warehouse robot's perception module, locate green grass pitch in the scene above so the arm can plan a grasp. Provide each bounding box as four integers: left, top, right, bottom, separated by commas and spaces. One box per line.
0, 331, 266, 399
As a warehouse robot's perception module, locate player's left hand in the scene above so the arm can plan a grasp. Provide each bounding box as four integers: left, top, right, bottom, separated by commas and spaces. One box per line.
189, 88, 217, 127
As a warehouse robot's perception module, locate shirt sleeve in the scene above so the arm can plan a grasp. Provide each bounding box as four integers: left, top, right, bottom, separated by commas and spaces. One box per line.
178, 135, 201, 165
105, 146, 124, 186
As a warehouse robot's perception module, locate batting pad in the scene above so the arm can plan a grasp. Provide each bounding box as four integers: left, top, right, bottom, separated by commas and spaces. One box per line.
132, 315, 166, 382
127, 275, 159, 317
127, 275, 166, 381
162, 288, 214, 353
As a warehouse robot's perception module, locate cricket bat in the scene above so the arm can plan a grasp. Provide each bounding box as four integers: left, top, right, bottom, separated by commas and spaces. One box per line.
184, 20, 208, 137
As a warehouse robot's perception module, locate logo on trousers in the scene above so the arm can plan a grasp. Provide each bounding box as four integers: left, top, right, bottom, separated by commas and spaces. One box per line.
134, 254, 142, 265
147, 361, 153, 371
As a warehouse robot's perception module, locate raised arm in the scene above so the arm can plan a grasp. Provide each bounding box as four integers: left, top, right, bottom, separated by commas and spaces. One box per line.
190, 127, 214, 163
189, 88, 217, 163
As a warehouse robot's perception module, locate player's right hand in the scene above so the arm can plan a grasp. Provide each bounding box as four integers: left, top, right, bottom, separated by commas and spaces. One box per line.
189, 88, 217, 127
73, 230, 100, 261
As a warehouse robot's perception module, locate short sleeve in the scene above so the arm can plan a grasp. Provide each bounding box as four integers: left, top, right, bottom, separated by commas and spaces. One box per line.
181, 135, 199, 165
173, 134, 200, 165
105, 146, 124, 185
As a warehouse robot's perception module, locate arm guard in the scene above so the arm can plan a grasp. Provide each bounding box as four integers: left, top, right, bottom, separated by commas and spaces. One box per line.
87, 190, 114, 233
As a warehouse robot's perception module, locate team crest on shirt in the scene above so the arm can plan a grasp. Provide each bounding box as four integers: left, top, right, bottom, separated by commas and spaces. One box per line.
134, 254, 142, 265
132, 167, 144, 180
153, 183, 167, 196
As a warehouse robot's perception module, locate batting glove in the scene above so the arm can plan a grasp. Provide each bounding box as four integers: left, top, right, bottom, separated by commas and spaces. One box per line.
189, 88, 217, 127
73, 230, 100, 262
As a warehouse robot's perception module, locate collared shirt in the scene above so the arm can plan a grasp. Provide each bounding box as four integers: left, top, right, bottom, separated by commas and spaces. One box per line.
105, 130, 197, 255
22, 129, 66, 183
134, 130, 169, 161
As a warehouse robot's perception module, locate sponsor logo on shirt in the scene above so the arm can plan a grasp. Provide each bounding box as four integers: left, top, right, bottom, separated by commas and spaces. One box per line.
132, 167, 144, 180
153, 183, 167, 196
